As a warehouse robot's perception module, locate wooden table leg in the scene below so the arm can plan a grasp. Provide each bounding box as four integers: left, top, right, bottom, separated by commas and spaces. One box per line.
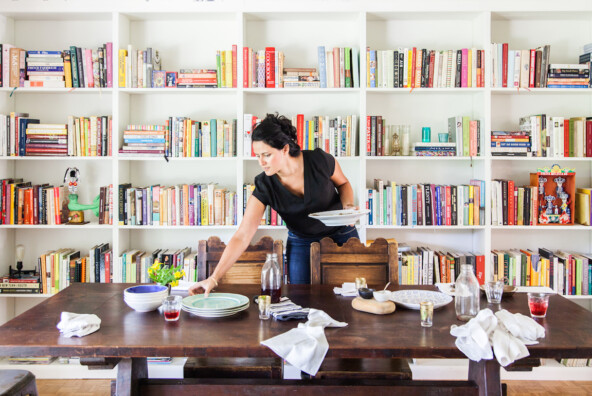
115, 357, 148, 396
468, 359, 502, 396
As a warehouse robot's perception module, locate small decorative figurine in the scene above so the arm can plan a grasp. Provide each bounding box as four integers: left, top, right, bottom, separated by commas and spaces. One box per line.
64, 167, 100, 224
153, 50, 161, 71
531, 164, 575, 225
391, 131, 401, 156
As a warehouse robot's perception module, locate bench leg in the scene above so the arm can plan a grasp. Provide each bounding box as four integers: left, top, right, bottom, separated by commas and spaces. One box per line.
115, 358, 148, 396
468, 359, 502, 396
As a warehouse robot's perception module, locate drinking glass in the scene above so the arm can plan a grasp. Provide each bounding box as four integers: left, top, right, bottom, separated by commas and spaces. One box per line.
258, 295, 271, 320
163, 295, 182, 322
484, 280, 504, 304
420, 301, 434, 327
527, 293, 550, 318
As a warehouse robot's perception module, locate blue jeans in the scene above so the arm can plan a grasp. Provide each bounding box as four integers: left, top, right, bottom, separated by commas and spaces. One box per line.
286, 226, 359, 284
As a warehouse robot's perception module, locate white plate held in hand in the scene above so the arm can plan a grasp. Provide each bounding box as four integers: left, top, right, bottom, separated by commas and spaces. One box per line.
308, 209, 370, 226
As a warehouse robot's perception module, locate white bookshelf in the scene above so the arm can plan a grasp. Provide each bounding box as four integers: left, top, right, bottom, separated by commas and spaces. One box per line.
0, 0, 589, 320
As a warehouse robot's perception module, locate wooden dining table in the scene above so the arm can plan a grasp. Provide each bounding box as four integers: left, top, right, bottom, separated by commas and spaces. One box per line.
0, 283, 591, 396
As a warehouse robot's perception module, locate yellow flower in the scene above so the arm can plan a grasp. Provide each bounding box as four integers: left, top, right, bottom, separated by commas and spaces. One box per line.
171, 280, 179, 287
174, 271, 182, 279
148, 268, 154, 275
181, 270, 186, 276
150, 263, 160, 271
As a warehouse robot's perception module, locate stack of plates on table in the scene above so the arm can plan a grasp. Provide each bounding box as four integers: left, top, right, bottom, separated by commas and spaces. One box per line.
182, 293, 250, 318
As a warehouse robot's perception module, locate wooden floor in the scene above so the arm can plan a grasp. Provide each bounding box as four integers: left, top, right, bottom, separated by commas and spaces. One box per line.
35, 379, 592, 395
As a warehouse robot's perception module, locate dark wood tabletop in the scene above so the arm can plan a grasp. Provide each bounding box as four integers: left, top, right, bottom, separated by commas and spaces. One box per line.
0, 283, 591, 361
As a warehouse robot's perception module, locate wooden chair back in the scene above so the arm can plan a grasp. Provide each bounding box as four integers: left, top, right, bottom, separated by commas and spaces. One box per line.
310, 237, 398, 286
197, 236, 283, 284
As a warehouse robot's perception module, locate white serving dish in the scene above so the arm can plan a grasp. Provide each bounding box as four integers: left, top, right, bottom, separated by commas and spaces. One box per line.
308, 209, 370, 226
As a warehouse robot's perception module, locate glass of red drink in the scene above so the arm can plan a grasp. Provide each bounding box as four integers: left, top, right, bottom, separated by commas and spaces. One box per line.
163, 295, 182, 322
527, 292, 550, 318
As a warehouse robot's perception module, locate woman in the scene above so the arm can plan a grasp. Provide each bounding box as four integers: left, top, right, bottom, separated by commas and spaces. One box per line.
189, 113, 358, 296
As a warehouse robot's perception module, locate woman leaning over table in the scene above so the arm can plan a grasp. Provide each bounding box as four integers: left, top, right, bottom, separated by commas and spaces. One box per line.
189, 113, 358, 296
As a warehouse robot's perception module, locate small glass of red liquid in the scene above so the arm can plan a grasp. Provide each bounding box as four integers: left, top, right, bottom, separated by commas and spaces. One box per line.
163, 295, 182, 322
527, 292, 550, 318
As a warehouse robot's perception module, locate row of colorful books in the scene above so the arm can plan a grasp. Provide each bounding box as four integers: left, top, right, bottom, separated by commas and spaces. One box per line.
397, 245, 485, 285
243, 114, 358, 158
490, 181, 538, 226
119, 118, 237, 158
493, 116, 590, 158
0, 179, 112, 225
118, 45, 235, 88
241, 46, 359, 89
1, 112, 112, 157
0, 44, 114, 88
243, 184, 286, 226
33, 243, 112, 294
491, 44, 551, 88
492, 249, 592, 295
367, 47, 485, 89
118, 183, 237, 227
366, 180, 486, 226
118, 247, 195, 284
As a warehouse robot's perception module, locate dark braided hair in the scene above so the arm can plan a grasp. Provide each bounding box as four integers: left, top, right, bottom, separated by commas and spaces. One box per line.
252, 113, 301, 157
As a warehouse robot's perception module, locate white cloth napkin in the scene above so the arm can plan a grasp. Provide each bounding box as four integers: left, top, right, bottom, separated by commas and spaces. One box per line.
333, 282, 358, 297
450, 309, 496, 361
450, 308, 545, 367
495, 309, 545, 345
57, 312, 101, 338
261, 309, 347, 376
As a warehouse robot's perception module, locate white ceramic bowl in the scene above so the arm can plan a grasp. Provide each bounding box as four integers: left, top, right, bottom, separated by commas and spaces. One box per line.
124, 294, 167, 303
373, 290, 392, 302
124, 298, 164, 312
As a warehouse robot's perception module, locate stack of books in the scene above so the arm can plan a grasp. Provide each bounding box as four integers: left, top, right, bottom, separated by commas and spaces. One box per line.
413, 142, 456, 156
177, 69, 217, 88
0, 275, 41, 294
282, 68, 320, 88
546, 64, 589, 88
491, 130, 531, 157
24, 50, 65, 88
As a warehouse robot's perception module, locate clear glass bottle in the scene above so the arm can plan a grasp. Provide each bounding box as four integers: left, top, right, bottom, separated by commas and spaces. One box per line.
261, 253, 281, 303
455, 264, 480, 321
401, 125, 410, 156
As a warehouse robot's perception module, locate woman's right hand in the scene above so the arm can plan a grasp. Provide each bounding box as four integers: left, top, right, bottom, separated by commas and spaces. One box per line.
188, 277, 218, 297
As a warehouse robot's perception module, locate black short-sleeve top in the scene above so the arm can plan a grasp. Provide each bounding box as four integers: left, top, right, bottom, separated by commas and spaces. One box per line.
252, 148, 344, 238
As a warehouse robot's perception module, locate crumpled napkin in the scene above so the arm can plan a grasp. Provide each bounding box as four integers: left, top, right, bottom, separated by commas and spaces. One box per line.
495, 309, 545, 345
450, 308, 545, 367
333, 282, 358, 297
450, 309, 497, 361
261, 309, 347, 376
57, 312, 101, 338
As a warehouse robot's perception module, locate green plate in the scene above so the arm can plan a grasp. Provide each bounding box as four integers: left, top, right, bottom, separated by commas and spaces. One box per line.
182, 293, 250, 311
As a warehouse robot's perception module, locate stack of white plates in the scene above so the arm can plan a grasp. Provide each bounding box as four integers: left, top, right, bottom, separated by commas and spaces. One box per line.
182, 293, 250, 318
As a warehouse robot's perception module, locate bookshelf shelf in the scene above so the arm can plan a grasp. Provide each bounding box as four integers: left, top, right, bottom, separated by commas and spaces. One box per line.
367, 88, 485, 94
244, 88, 360, 94
119, 225, 239, 230
366, 225, 487, 230
0, 224, 112, 229
366, 156, 484, 161
489, 157, 592, 162
491, 226, 592, 231
0, 156, 112, 161
117, 157, 238, 162
0, 294, 50, 298
119, 88, 236, 95
0, 88, 113, 94
491, 88, 592, 95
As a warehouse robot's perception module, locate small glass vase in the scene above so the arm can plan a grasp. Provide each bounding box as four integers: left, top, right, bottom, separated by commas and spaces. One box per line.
454, 264, 480, 321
